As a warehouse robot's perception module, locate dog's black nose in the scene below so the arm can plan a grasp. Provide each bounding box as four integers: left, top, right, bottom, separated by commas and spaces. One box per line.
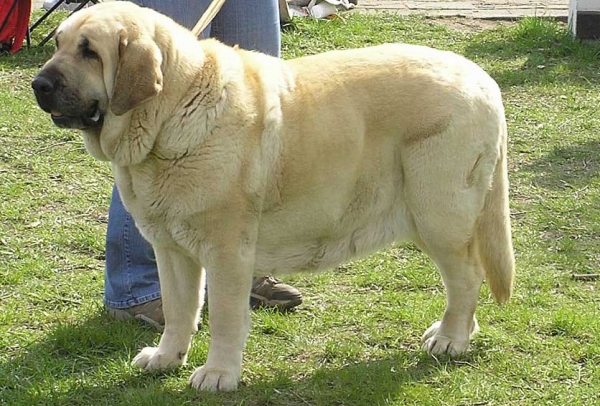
32, 75, 57, 95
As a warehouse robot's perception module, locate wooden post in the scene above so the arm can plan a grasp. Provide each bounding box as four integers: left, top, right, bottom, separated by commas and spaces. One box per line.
569, 0, 600, 39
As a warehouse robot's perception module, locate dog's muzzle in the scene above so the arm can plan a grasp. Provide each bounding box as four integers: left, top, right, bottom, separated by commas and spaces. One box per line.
32, 71, 104, 130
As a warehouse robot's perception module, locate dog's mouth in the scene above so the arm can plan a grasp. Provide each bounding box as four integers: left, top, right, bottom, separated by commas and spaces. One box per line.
50, 101, 104, 130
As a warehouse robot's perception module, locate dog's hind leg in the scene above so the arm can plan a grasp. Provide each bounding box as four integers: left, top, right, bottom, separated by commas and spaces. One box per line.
418, 244, 484, 357
132, 248, 205, 370
401, 125, 498, 357
407, 173, 487, 357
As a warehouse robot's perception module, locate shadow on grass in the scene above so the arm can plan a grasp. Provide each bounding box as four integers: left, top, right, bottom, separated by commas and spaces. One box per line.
524, 140, 600, 190
0, 311, 486, 406
0, 313, 159, 405
242, 352, 469, 406
463, 18, 600, 88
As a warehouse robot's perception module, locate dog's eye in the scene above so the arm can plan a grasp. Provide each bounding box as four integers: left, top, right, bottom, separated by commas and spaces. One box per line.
80, 38, 99, 60
83, 47, 99, 60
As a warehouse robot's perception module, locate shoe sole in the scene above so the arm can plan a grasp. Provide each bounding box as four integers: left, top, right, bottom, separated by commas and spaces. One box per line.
250, 293, 302, 310
106, 307, 165, 332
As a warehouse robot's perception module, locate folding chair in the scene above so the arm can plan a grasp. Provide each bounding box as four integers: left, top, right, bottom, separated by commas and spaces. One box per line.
27, 0, 99, 47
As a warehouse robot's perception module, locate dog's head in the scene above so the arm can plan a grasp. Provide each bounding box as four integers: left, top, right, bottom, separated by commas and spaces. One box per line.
31, 2, 165, 132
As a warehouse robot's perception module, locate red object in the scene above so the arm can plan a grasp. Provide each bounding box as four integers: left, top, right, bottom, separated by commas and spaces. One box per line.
0, 0, 31, 54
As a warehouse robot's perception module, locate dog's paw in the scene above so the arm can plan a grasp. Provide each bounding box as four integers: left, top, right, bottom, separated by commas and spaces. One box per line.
421, 320, 478, 357
189, 365, 240, 392
131, 346, 185, 371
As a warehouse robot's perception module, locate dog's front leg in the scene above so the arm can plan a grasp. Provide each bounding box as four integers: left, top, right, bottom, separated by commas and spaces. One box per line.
189, 256, 254, 392
188, 221, 256, 392
132, 247, 205, 371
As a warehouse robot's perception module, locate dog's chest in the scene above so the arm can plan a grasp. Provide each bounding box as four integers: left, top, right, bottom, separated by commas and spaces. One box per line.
112, 163, 193, 243
113, 141, 242, 238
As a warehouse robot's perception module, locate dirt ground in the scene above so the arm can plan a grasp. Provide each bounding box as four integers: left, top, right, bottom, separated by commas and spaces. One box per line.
427, 16, 518, 32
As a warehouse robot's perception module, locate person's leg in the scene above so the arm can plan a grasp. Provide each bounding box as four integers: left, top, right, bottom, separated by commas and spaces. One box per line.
211, 0, 281, 57
104, 186, 165, 328
129, 0, 212, 35
119, 0, 280, 48
104, 186, 160, 307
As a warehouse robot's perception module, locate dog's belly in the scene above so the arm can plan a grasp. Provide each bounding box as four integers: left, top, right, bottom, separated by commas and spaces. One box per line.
254, 203, 413, 275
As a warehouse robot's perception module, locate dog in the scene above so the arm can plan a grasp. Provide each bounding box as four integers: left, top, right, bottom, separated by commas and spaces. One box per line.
32, 1, 515, 392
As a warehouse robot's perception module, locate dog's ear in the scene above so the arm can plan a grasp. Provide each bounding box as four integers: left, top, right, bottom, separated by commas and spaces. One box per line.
110, 35, 163, 116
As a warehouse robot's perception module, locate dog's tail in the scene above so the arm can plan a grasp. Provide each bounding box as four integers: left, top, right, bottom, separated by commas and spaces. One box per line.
476, 131, 515, 304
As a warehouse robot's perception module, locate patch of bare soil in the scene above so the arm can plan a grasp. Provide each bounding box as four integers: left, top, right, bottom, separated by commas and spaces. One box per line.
427, 17, 517, 33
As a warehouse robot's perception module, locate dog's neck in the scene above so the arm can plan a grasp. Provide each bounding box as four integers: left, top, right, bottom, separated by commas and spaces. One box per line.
90, 36, 226, 167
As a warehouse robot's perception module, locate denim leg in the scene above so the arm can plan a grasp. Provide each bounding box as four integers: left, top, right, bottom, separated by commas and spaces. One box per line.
126, 0, 281, 54
130, 0, 213, 36
104, 186, 162, 308
105, 0, 281, 307
211, 0, 281, 57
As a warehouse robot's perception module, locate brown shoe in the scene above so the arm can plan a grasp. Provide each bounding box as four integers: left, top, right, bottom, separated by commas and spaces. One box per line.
250, 276, 303, 310
106, 298, 165, 331
106, 277, 302, 329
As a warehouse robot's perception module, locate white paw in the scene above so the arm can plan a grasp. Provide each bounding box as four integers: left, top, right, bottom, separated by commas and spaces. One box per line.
421, 320, 478, 357
131, 346, 185, 371
189, 365, 240, 392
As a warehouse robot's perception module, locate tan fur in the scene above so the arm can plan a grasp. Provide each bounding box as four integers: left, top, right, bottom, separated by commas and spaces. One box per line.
475, 142, 515, 304
35, 2, 515, 393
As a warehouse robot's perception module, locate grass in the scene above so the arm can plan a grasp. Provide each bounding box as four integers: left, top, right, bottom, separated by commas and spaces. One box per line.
1, 11, 600, 406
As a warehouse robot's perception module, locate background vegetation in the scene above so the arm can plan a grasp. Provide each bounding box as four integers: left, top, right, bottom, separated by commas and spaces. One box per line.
1, 12, 599, 406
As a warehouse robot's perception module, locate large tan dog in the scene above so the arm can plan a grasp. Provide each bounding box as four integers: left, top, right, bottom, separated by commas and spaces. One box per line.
32, 2, 515, 392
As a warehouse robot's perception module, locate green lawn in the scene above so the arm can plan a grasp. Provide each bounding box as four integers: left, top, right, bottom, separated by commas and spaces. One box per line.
1, 12, 600, 406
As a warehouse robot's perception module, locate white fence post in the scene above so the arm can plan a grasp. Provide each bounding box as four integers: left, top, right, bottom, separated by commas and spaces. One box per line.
568, 0, 600, 39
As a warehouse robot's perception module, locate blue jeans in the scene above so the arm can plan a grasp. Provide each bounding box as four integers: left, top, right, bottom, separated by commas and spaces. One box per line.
104, 0, 281, 308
